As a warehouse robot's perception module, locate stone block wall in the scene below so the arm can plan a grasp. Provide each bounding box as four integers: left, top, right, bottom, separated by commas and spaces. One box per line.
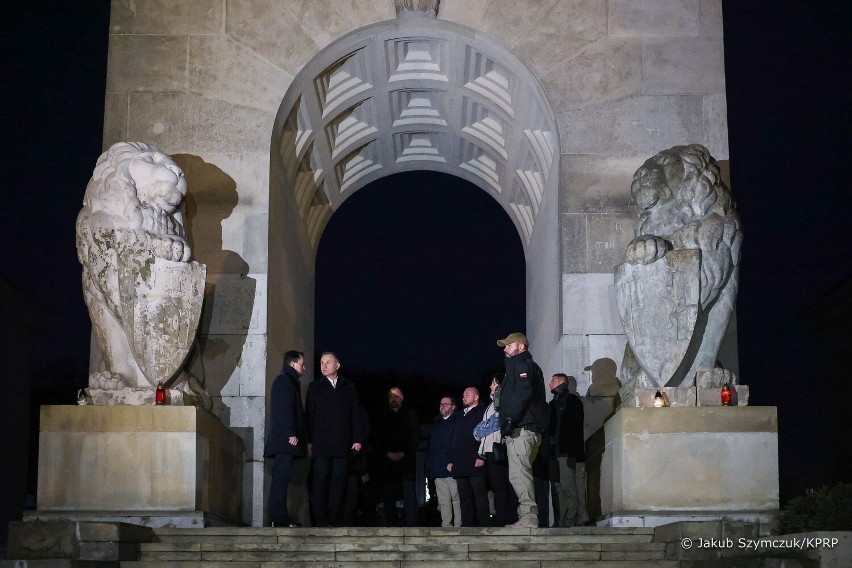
101, 0, 730, 526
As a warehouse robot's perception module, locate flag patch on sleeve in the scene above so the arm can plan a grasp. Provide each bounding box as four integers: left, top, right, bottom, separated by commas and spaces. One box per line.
520, 372, 528, 379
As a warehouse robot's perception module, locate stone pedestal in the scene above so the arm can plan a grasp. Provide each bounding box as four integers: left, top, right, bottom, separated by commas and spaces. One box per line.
586, 406, 779, 528
36, 405, 245, 527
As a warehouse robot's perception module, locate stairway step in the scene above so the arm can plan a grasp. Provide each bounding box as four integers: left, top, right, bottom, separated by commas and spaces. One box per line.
124, 562, 680, 568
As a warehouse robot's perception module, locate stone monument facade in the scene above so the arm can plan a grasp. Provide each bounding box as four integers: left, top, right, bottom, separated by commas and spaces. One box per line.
101, 0, 731, 526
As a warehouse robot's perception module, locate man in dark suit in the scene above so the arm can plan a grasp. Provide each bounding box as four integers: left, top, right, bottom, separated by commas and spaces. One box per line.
306, 352, 365, 526
548, 373, 586, 527
448, 387, 489, 526
263, 350, 307, 527
374, 387, 420, 526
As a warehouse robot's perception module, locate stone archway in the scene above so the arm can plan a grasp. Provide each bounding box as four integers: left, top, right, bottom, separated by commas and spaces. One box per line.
268, 11, 562, 385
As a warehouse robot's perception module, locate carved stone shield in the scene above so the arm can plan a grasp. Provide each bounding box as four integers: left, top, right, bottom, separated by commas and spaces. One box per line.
615, 249, 700, 387
118, 256, 207, 386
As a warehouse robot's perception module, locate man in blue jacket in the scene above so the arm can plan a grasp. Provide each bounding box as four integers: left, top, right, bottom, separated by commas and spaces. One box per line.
425, 395, 460, 527
497, 332, 548, 528
263, 350, 307, 527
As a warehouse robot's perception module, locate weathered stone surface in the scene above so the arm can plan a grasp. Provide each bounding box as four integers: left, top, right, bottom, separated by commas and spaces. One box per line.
562, 273, 623, 335
438, 0, 489, 28
561, 213, 587, 272
587, 213, 633, 272
609, 0, 700, 37
128, 93, 274, 153
212, 395, 266, 458
7, 521, 76, 559
699, 0, 724, 38
616, 145, 742, 392
84, 387, 186, 406
641, 37, 726, 95
177, 152, 270, 274
476, 0, 559, 50
37, 406, 244, 523
200, 272, 267, 335
703, 93, 730, 159
557, 96, 704, 154
512, 1, 607, 77
190, 334, 266, 397
542, 38, 642, 113
77, 143, 206, 390
595, 407, 779, 519
102, 94, 128, 149
110, 0, 224, 34
188, 36, 292, 113
106, 35, 187, 93
616, 249, 701, 387
561, 154, 644, 214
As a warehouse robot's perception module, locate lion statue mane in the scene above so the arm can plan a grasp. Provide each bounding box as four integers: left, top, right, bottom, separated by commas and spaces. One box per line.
621, 143, 742, 388
76, 142, 198, 390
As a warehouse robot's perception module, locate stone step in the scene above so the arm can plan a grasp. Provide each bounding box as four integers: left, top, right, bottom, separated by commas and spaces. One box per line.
120, 526, 669, 566
123, 562, 680, 568
138, 541, 668, 562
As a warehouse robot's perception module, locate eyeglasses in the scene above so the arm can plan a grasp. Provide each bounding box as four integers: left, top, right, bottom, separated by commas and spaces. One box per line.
439, 403, 454, 407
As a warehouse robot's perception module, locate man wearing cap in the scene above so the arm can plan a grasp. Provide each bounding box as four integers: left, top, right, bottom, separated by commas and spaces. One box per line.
496, 332, 548, 528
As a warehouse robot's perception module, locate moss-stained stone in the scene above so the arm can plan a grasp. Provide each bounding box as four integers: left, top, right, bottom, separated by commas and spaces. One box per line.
641, 37, 725, 95
507, 0, 607, 77
542, 37, 642, 113
188, 36, 292, 113
556, 95, 704, 154
561, 213, 587, 273
703, 93, 729, 159
128, 93, 274, 153
102, 93, 128, 149
561, 154, 644, 214
609, 0, 699, 37
438, 0, 489, 29
586, 212, 633, 272
106, 35, 187, 93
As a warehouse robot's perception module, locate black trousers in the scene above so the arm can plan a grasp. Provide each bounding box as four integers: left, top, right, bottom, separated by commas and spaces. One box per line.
456, 476, 490, 527
311, 456, 348, 526
269, 453, 295, 525
485, 452, 518, 525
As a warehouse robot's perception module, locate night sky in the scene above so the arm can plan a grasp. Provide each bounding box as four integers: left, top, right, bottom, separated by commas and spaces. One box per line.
2, 0, 849, 516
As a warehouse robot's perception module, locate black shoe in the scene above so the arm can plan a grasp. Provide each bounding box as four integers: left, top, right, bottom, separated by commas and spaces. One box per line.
271, 521, 302, 528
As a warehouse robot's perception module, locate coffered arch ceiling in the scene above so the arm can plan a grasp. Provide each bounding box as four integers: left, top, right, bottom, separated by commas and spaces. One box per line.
271, 13, 560, 251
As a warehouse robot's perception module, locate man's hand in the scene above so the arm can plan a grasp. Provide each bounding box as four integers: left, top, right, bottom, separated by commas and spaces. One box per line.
474, 458, 485, 468
351, 442, 362, 452
447, 463, 453, 472
288, 436, 298, 446
501, 417, 515, 437
387, 451, 404, 462
307, 443, 313, 457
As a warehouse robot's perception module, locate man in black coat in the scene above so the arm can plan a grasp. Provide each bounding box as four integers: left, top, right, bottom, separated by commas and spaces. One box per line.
497, 332, 548, 528
263, 350, 307, 527
548, 373, 586, 527
306, 352, 365, 526
448, 387, 490, 526
374, 387, 420, 526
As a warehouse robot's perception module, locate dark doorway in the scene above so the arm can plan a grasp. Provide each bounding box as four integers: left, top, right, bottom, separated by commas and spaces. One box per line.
314, 170, 525, 423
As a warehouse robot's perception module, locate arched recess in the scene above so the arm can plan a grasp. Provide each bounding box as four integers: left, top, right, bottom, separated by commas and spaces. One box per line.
268, 11, 562, 381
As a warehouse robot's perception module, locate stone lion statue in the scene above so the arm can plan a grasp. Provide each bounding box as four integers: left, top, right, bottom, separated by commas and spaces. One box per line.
616, 144, 742, 392
76, 142, 206, 391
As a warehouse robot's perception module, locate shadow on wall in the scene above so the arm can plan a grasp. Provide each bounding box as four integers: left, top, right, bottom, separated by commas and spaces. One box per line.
582, 357, 622, 525
174, 154, 256, 518
175, 154, 255, 394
